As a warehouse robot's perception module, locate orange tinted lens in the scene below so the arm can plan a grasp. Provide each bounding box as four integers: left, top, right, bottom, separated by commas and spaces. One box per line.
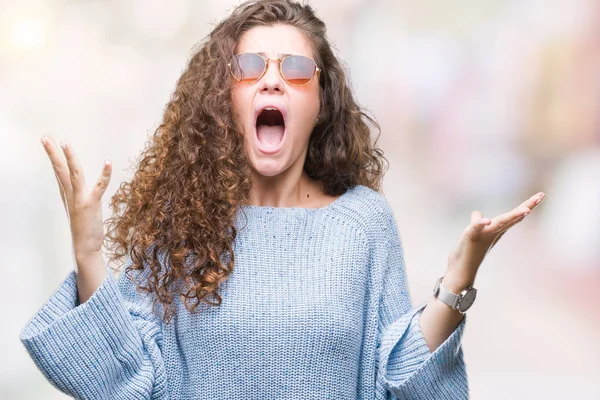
281, 55, 317, 85
230, 53, 265, 83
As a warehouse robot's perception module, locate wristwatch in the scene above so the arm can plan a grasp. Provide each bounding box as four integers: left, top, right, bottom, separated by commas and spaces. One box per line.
432, 276, 477, 314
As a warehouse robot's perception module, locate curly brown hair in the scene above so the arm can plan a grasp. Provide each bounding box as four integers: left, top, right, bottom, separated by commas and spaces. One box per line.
104, 0, 388, 323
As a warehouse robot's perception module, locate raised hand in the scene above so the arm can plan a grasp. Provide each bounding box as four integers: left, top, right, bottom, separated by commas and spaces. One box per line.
41, 135, 112, 258
445, 192, 546, 285
41, 135, 112, 302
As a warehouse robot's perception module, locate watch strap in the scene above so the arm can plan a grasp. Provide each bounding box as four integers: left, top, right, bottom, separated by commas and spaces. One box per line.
438, 279, 460, 309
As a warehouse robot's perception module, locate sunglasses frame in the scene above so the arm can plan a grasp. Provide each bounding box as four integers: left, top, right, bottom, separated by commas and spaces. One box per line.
228, 52, 321, 87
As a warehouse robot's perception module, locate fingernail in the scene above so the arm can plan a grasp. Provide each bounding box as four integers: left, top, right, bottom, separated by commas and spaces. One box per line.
40, 137, 47, 146
60, 142, 67, 150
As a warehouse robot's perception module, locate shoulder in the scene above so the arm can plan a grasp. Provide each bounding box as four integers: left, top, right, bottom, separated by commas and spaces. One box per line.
332, 185, 399, 242
336, 185, 396, 221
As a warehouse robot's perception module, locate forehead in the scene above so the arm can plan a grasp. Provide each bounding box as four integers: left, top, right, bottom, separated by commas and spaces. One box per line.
236, 24, 314, 59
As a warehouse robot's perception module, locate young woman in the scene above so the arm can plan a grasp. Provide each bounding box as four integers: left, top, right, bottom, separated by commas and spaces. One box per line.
21, 1, 544, 399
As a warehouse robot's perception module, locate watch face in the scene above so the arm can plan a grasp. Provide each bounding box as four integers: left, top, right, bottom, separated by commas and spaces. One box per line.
458, 288, 477, 312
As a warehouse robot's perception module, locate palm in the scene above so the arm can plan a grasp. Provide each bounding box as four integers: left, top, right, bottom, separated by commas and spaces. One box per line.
448, 192, 546, 278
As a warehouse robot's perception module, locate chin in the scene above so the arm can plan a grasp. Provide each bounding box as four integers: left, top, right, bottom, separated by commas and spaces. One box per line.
250, 160, 287, 178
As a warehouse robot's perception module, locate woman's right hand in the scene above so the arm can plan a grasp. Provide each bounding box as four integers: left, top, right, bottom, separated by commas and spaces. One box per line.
41, 135, 112, 302
41, 135, 112, 259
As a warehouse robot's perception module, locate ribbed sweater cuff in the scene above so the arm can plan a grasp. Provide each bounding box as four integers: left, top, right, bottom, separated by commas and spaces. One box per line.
20, 270, 154, 399
378, 302, 469, 399
384, 303, 433, 382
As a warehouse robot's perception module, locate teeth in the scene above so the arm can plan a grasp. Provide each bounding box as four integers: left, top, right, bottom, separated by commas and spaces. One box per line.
264, 107, 277, 110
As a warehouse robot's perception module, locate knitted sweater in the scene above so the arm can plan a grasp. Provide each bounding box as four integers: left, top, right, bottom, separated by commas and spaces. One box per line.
20, 185, 468, 399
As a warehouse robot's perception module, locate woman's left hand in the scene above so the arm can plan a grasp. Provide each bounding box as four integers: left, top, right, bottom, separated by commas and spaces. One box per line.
444, 191, 546, 286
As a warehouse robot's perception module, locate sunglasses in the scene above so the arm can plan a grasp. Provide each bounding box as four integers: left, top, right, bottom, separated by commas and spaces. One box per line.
228, 52, 320, 86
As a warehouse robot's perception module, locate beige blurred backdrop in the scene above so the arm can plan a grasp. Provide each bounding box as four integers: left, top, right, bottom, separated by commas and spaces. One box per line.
2, 0, 599, 399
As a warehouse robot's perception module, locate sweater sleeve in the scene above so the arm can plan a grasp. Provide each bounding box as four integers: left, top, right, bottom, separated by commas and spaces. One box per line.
374, 207, 469, 400
20, 259, 169, 400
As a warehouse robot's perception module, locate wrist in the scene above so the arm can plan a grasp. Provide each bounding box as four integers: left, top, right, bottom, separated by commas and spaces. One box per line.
441, 270, 475, 293
74, 251, 106, 275
75, 250, 103, 263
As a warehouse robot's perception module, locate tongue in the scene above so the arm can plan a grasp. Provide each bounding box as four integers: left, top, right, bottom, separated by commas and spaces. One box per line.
256, 124, 284, 147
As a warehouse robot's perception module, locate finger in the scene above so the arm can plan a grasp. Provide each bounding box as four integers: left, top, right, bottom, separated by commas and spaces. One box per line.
53, 170, 69, 215
463, 210, 491, 240
466, 210, 491, 239
465, 217, 491, 240
505, 212, 528, 231
41, 136, 73, 197
487, 204, 530, 234
491, 192, 545, 230
518, 191, 546, 212
60, 141, 86, 195
90, 160, 112, 201
487, 212, 527, 250
470, 210, 484, 225
485, 213, 526, 256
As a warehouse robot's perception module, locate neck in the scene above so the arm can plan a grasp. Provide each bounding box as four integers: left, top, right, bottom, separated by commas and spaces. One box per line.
246, 166, 322, 208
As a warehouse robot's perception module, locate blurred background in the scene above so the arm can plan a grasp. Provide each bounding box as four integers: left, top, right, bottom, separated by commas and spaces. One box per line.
1, 0, 599, 398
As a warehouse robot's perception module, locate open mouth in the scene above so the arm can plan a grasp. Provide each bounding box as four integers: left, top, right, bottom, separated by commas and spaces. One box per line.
256, 107, 285, 149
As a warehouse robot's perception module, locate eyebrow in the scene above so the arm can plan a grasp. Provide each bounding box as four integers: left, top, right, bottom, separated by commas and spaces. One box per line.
256, 52, 294, 59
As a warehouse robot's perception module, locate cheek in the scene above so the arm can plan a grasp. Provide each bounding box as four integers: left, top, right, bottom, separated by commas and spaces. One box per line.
294, 89, 320, 124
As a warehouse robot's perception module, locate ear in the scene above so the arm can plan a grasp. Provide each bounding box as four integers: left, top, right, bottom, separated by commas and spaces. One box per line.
315, 105, 325, 126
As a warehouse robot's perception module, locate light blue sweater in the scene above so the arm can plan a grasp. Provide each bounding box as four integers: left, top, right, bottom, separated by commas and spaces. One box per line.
21, 185, 468, 399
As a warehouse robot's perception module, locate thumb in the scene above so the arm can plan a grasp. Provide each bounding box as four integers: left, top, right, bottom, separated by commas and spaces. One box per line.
469, 210, 491, 236
471, 210, 483, 225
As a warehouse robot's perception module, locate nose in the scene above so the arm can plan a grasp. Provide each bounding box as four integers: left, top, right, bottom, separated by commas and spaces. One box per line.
259, 58, 284, 94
